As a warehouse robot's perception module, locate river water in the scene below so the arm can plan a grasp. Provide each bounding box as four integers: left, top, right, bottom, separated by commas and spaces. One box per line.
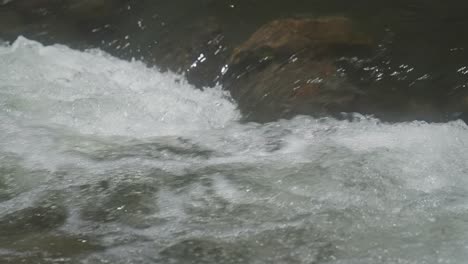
1, 37, 468, 263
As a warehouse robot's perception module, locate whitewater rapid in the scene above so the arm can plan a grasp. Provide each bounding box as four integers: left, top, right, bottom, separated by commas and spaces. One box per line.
1, 38, 468, 264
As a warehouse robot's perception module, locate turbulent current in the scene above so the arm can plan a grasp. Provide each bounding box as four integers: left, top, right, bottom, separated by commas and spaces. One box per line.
1, 37, 468, 264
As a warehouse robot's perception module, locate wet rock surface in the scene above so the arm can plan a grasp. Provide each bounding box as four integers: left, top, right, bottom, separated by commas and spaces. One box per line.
222, 15, 468, 123
223, 16, 375, 122
229, 17, 372, 64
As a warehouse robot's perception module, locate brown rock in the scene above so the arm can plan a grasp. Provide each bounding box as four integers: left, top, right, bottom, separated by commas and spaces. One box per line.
230, 16, 372, 64
223, 16, 374, 122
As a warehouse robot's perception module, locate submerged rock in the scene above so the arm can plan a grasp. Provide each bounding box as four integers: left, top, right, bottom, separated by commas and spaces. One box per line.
229, 16, 372, 64
223, 16, 468, 123
223, 16, 375, 122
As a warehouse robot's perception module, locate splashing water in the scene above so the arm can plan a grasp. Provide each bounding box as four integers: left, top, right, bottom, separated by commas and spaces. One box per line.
1, 38, 468, 264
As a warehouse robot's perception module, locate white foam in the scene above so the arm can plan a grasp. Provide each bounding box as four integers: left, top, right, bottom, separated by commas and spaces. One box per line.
2, 37, 468, 263
0, 37, 239, 138
2, 37, 468, 200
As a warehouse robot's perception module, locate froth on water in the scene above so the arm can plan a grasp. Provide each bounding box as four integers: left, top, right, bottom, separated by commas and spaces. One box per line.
0, 38, 468, 264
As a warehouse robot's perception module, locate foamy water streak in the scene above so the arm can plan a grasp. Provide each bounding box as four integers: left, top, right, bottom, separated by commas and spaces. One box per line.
1, 38, 468, 264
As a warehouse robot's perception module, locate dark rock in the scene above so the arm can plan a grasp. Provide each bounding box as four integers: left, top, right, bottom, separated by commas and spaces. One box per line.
222, 16, 465, 123
229, 16, 372, 65
223, 16, 374, 122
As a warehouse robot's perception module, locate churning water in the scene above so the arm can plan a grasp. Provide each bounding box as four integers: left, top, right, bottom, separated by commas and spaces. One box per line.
1, 37, 468, 264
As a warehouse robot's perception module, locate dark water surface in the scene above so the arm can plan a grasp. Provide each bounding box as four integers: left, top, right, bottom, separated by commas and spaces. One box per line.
2, 1, 468, 264
3, 0, 468, 90
2, 0, 467, 122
